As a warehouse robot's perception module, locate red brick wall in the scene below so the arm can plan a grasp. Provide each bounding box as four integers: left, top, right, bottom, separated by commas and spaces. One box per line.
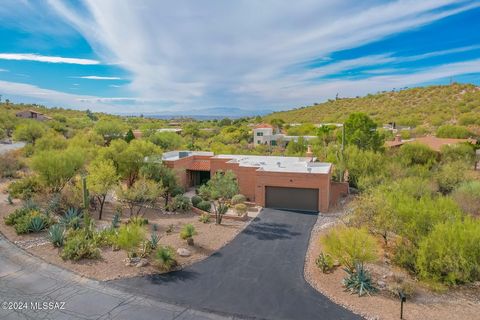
329, 181, 349, 207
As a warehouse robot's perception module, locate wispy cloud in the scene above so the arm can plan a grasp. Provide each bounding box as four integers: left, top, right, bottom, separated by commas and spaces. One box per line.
77, 75, 122, 80
45, 0, 480, 111
0, 53, 99, 65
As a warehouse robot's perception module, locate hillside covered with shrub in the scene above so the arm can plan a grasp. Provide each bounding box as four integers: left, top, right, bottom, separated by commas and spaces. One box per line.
265, 83, 480, 130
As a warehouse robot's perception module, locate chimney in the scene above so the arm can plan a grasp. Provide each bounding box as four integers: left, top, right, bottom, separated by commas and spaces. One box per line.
394, 134, 402, 142
306, 145, 314, 161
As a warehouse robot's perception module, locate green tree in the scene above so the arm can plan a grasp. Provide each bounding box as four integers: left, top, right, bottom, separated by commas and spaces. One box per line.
13, 121, 46, 145
148, 132, 183, 150
436, 125, 472, 139
344, 113, 384, 151
116, 177, 163, 217
140, 162, 181, 206
183, 123, 200, 149
87, 159, 119, 220
85, 109, 98, 121
100, 139, 161, 187
124, 129, 135, 143
94, 119, 126, 144
34, 130, 68, 151
398, 143, 437, 168
30, 148, 85, 192
198, 170, 239, 224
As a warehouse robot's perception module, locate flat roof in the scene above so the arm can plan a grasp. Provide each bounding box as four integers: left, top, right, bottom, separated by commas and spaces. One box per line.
162, 150, 214, 161
214, 154, 331, 174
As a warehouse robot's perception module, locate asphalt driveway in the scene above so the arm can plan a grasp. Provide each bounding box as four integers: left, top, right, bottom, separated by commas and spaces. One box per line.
110, 208, 361, 320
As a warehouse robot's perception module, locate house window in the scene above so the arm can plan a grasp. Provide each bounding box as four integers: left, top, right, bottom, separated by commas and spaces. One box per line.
271, 140, 277, 146
257, 140, 261, 144
256, 132, 263, 136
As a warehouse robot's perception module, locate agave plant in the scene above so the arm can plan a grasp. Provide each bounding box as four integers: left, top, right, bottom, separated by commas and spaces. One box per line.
343, 263, 377, 297
156, 246, 177, 271
149, 232, 159, 249
111, 212, 121, 229
48, 224, 65, 247
23, 199, 40, 211
60, 208, 83, 230
28, 216, 46, 233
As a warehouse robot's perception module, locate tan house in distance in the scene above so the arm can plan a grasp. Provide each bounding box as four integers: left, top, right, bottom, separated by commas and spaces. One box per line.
15, 110, 52, 121
162, 150, 348, 213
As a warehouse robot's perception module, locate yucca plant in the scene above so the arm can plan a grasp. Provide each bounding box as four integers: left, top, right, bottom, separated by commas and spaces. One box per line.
180, 224, 197, 246
48, 224, 65, 247
156, 246, 177, 271
343, 263, 377, 297
28, 216, 46, 233
60, 208, 83, 230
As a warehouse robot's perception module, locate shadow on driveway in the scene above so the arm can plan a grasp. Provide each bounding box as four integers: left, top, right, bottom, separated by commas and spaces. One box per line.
109, 208, 361, 320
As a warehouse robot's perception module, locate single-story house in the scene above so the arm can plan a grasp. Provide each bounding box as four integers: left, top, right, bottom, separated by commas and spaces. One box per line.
162, 149, 348, 213
385, 135, 477, 152
15, 110, 52, 121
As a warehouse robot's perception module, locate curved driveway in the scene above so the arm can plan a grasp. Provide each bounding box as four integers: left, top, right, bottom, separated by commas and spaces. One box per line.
110, 209, 361, 320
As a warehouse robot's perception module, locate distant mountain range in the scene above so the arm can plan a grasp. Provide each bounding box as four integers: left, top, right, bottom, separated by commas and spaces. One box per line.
120, 107, 275, 120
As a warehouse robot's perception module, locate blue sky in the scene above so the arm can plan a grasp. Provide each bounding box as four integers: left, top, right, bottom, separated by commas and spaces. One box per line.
0, 0, 479, 115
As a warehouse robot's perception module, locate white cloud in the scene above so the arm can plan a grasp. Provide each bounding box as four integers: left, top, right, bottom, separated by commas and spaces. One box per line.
0, 53, 99, 65
77, 75, 122, 80
16, 0, 480, 112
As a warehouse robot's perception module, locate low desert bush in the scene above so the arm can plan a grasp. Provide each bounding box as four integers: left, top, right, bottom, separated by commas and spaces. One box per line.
61, 231, 100, 261
452, 181, 480, 216
321, 227, 379, 272
116, 223, 145, 258
416, 218, 480, 285
435, 161, 470, 194
191, 195, 203, 207
316, 252, 334, 273
196, 200, 211, 212
5, 206, 53, 234
156, 246, 177, 271
171, 195, 192, 212
198, 213, 210, 223
180, 224, 196, 245
231, 194, 246, 205
8, 176, 41, 200
234, 203, 247, 216
0, 152, 23, 178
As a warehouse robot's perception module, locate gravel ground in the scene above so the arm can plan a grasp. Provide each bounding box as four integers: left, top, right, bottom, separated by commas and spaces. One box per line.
304, 199, 480, 320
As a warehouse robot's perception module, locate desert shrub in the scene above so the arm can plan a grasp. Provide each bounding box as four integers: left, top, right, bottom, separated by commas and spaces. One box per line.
155, 246, 177, 271
48, 224, 65, 247
321, 227, 379, 272
61, 233, 100, 261
180, 224, 196, 245
218, 203, 228, 215
5, 206, 52, 234
191, 195, 203, 207
234, 203, 247, 216
4, 207, 30, 226
93, 228, 118, 247
198, 213, 211, 223
416, 218, 480, 285
441, 143, 476, 164
316, 252, 334, 273
8, 176, 41, 200
231, 194, 247, 205
0, 152, 23, 178
116, 223, 145, 258
128, 216, 149, 226
435, 161, 469, 194
453, 181, 480, 216
398, 143, 437, 167
436, 125, 472, 139
171, 195, 192, 212
196, 200, 211, 212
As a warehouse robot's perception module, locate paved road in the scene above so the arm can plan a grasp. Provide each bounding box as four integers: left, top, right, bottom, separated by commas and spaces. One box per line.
110, 209, 361, 320
0, 235, 235, 320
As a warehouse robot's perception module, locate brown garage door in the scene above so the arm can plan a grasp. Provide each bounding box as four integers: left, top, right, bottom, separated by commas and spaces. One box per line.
265, 186, 319, 212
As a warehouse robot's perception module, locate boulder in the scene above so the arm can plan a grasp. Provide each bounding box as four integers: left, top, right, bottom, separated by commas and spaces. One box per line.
135, 259, 149, 268
177, 248, 191, 257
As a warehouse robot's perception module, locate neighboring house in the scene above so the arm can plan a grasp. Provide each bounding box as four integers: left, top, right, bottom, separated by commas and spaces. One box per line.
15, 110, 52, 121
385, 135, 477, 152
253, 123, 316, 147
162, 149, 348, 212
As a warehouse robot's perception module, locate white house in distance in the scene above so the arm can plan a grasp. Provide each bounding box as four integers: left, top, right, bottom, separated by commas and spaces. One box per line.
253, 123, 316, 147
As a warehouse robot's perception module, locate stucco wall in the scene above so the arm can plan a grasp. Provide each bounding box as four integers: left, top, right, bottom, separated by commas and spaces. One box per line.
329, 181, 349, 207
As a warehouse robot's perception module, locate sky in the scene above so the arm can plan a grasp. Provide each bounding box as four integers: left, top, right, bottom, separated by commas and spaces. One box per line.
0, 0, 479, 116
